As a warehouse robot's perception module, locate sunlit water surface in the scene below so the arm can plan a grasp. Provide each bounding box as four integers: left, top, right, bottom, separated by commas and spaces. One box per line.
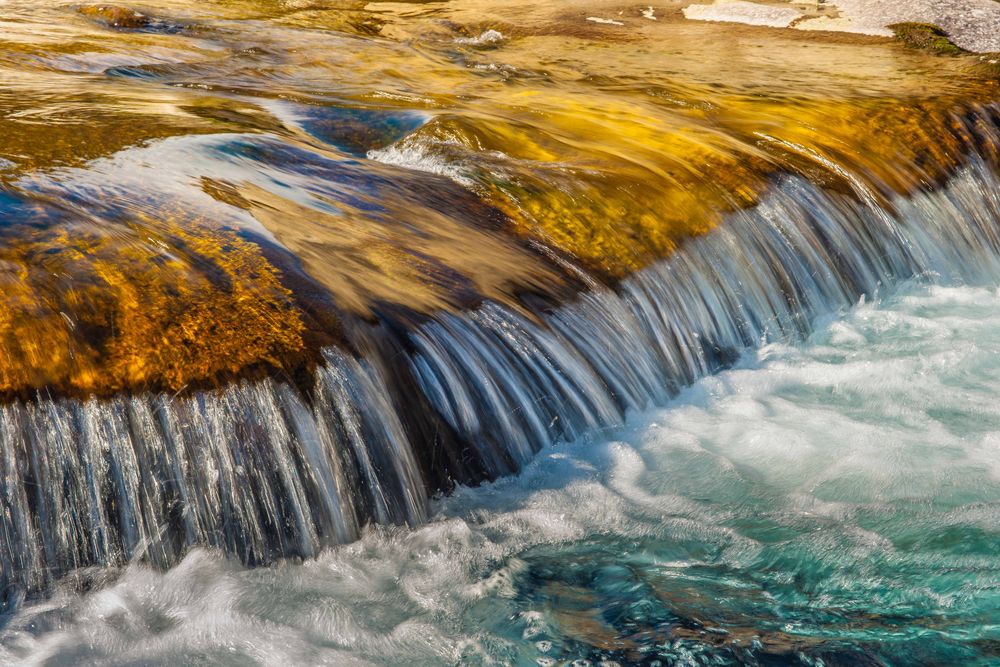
3, 281, 999, 666
0, 0, 997, 396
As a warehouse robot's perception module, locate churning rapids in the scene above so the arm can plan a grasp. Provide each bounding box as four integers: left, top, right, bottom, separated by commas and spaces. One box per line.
2, 0, 1000, 664
4, 283, 1000, 664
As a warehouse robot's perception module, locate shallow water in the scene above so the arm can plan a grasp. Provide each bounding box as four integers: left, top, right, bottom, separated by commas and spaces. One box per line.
0, 0, 997, 396
5, 281, 999, 666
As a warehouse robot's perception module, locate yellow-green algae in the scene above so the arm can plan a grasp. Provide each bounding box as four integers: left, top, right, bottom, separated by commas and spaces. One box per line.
890, 22, 965, 56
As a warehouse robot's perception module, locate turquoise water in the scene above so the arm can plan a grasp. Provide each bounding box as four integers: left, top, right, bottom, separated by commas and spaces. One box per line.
4, 282, 1000, 666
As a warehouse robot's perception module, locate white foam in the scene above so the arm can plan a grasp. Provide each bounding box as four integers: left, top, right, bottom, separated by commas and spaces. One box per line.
455, 29, 505, 45
586, 16, 625, 26
366, 142, 474, 187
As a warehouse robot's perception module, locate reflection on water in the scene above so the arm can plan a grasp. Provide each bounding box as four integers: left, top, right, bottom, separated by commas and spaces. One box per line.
0, 0, 997, 395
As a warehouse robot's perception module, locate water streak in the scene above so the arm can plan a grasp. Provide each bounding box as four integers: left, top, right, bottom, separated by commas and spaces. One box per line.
1, 106, 999, 595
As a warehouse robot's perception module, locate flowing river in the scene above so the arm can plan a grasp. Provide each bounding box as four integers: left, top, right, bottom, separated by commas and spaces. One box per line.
0, 0, 999, 664
5, 282, 1000, 664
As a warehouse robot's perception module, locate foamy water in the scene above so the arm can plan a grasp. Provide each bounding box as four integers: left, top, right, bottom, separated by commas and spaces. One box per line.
4, 282, 999, 665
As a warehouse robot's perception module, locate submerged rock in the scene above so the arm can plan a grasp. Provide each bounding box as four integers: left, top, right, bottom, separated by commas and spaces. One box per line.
77, 5, 151, 30
76, 4, 186, 33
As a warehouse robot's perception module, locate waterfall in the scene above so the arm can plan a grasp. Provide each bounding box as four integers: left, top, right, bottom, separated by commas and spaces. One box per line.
1, 110, 999, 600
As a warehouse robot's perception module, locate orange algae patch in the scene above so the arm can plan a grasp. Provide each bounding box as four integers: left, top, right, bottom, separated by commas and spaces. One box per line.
489, 148, 766, 279
385, 102, 768, 277
0, 217, 307, 397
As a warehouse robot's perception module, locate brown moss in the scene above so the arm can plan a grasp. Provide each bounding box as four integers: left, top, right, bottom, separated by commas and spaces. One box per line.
890, 23, 964, 56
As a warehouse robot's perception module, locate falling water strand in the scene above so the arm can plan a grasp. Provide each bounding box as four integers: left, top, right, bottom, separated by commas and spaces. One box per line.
1, 113, 1000, 596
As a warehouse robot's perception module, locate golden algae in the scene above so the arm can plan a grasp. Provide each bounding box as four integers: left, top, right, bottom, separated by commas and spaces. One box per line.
386, 104, 769, 276
0, 210, 307, 397
716, 96, 992, 197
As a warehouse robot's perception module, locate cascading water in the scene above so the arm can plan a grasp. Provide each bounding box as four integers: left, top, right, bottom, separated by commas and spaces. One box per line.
4, 0, 1000, 662
2, 105, 998, 602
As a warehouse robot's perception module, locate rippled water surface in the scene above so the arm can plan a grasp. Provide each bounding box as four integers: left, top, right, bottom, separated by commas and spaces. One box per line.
3, 283, 999, 665
0, 0, 997, 395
